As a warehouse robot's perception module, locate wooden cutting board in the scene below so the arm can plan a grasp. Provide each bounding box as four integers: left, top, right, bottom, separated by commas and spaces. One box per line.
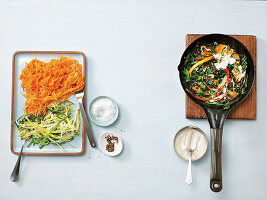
185, 34, 256, 119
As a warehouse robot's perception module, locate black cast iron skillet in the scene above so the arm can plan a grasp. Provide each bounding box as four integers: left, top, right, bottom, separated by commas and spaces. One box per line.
178, 34, 255, 192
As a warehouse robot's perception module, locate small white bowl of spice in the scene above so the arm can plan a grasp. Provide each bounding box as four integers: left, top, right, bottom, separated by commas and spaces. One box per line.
88, 96, 119, 126
99, 132, 123, 156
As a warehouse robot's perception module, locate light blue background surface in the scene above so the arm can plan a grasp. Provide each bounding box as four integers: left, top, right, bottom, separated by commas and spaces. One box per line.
0, 0, 267, 199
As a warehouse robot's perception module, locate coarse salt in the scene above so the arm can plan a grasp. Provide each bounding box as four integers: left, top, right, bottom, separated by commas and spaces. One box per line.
91, 98, 116, 122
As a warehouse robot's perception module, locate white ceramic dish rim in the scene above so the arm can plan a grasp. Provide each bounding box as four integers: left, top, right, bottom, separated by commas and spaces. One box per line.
11, 51, 85, 155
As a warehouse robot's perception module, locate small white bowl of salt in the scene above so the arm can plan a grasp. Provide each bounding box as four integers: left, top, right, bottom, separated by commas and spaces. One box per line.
88, 96, 119, 126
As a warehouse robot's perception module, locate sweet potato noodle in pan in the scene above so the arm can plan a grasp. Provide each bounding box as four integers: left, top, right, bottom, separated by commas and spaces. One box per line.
20, 56, 85, 115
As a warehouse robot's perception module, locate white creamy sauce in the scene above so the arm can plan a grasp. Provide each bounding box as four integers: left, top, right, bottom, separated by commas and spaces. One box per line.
213, 53, 221, 60
174, 127, 208, 160
235, 65, 246, 81
208, 74, 214, 78
222, 87, 227, 94
214, 54, 236, 70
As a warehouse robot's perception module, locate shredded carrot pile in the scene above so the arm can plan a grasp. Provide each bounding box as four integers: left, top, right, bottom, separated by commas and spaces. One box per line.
20, 56, 85, 115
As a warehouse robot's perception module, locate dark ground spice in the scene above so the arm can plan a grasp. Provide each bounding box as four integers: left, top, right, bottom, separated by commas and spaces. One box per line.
105, 135, 119, 152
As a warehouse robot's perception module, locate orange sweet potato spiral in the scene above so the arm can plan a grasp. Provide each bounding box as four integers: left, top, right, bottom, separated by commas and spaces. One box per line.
20, 56, 85, 115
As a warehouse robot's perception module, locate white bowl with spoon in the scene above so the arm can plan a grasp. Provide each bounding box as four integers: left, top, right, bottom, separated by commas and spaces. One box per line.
173, 126, 208, 185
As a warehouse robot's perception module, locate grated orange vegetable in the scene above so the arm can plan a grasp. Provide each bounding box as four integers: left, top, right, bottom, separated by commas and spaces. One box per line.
20, 56, 85, 115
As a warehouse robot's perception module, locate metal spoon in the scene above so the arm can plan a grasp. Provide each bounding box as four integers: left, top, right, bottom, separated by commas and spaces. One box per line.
185, 133, 198, 185
10, 140, 25, 182
186, 150, 193, 185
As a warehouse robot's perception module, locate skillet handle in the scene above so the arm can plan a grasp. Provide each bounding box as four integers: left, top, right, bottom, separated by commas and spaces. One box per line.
210, 128, 223, 192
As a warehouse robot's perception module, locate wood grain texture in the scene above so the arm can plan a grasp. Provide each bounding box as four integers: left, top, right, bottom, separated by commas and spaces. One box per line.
185, 34, 256, 119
